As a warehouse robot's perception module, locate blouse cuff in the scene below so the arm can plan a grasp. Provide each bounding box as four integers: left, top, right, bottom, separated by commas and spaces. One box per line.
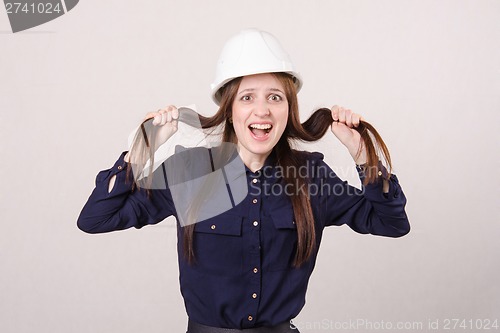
94, 151, 133, 194
356, 161, 401, 202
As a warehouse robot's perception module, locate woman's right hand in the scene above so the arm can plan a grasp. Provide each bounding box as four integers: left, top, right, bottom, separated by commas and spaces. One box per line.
125, 105, 179, 163
144, 105, 180, 148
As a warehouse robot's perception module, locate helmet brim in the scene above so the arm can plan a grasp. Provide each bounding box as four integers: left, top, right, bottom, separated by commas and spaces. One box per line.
211, 71, 303, 106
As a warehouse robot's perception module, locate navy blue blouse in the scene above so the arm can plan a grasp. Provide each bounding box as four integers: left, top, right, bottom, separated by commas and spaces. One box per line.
77, 149, 410, 329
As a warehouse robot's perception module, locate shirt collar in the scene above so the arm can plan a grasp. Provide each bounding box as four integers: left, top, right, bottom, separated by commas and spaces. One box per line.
244, 150, 280, 184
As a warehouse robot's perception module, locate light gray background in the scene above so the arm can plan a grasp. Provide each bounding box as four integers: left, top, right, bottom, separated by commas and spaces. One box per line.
1, 1, 499, 332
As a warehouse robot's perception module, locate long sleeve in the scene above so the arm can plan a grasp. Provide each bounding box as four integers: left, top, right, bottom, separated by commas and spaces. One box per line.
77, 152, 176, 233
316, 157, 410, 237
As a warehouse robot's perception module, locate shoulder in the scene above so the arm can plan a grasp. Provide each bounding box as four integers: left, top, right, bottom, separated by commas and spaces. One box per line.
292, 149, 325, 163
291, 149, 337, 180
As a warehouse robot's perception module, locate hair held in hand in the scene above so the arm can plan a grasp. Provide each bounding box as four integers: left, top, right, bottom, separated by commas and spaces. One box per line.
128, 73, 392, 267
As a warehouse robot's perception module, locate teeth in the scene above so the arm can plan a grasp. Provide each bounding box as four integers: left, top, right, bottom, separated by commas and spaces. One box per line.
249, 124, 272, 130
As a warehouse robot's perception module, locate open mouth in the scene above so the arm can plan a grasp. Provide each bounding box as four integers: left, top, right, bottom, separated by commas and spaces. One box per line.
248, 123, 273, 139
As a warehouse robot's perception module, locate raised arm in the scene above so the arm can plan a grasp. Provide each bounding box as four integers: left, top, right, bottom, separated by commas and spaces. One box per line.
77, 106, 180, 233
317, 105, 410, 236
77, 152, 176, 233
318, 158, 410, 237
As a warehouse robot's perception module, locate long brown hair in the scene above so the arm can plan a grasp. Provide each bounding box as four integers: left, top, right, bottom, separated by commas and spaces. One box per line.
130, 73, 392, 267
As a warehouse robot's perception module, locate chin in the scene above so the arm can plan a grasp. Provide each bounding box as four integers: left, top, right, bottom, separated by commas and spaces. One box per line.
239, 140, 276, 158
244, 143, 272, 154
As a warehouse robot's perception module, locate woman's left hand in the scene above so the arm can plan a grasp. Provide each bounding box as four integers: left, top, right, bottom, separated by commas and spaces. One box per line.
330, 105, 367, 165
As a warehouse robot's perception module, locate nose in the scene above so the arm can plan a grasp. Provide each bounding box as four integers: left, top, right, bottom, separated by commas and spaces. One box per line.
253, 100, 270, 117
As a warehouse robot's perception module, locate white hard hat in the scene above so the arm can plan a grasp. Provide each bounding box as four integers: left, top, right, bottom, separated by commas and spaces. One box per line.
211, 28, 302, 105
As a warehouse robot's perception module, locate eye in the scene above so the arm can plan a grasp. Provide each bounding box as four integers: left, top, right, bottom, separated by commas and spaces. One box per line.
269, 94, 283, 102
241, 95, 252, 101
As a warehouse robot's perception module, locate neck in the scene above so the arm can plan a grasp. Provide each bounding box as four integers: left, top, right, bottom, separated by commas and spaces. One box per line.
238, 148, 271, 172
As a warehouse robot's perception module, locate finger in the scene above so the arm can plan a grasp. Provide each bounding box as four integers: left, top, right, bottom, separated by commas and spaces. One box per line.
338, 107, 346, 124
345, 109, 353, 127
148, 108, 163, 124
171, 107, 179, 120
144, 112, 156, 121
160, 112, 167, 125
352, 113, 362, 127
331, 105, 340, 122
153, 114, 161, 125
165, 105, 177, 123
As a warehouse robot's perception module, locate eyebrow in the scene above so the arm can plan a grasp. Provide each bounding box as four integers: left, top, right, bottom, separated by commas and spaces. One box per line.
237, 88, 285, 95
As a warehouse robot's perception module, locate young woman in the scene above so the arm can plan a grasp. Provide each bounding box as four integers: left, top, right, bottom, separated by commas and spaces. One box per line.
78, 29, 410, 333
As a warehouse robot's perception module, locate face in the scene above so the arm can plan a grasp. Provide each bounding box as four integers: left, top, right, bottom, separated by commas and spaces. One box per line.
231, 73, 289, 170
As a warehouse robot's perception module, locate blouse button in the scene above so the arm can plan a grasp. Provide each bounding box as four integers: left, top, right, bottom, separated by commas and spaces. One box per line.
253, 221, 259, 227
211, 225, 216, 230
253, 267, 258, 274
252, 179, 258, 184
252, 293, 257, 299
378, 170, 383, 177
252, 199, 258, 204
248, 315, 253, 321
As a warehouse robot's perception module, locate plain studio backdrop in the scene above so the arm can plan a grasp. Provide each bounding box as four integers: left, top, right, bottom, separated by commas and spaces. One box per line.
1, 1, 498, 332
